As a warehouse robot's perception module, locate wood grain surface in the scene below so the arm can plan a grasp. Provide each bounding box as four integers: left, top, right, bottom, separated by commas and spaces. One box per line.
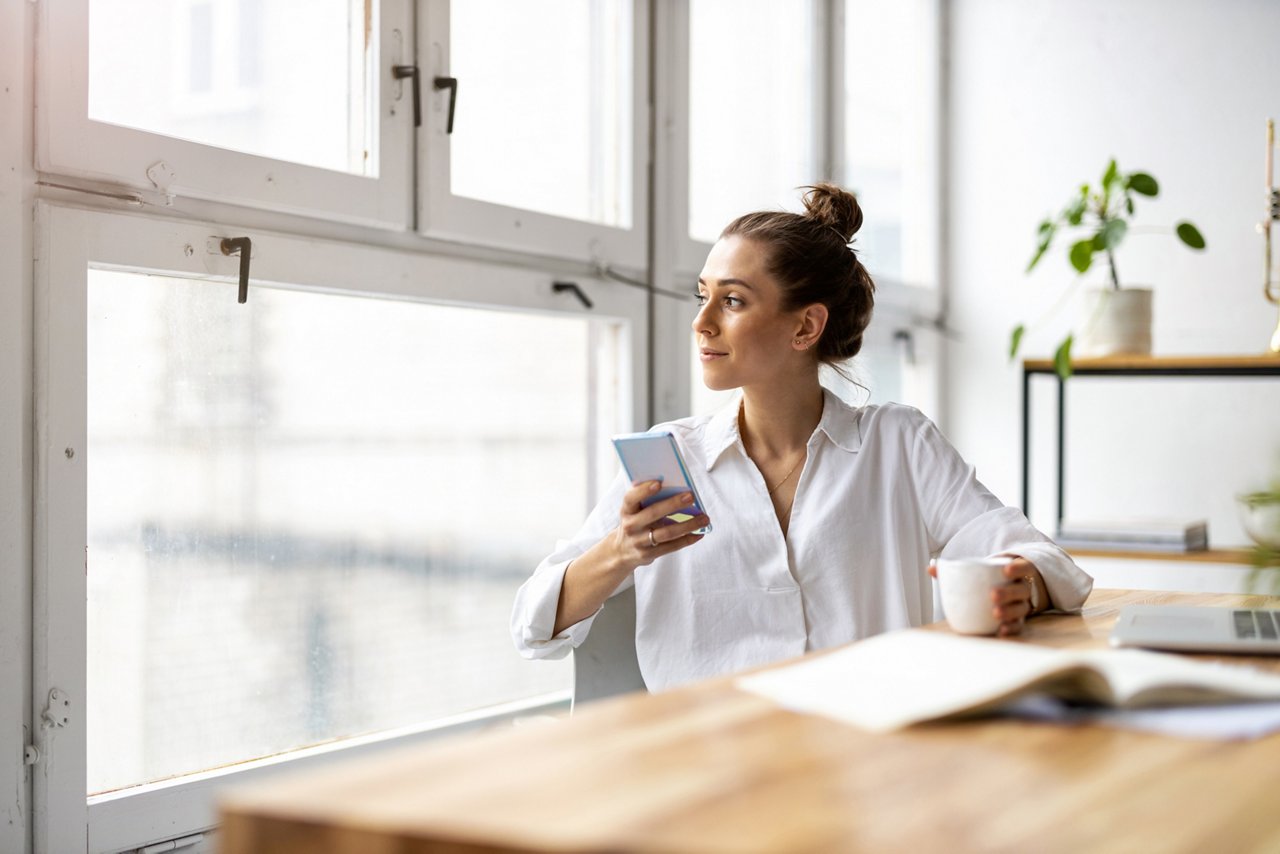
219, 589, 1280, 854
1022, 354, 1280, 372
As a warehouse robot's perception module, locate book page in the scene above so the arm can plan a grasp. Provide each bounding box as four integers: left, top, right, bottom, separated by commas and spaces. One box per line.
735, 629, 1280, 733
1074, 648, 1280, 706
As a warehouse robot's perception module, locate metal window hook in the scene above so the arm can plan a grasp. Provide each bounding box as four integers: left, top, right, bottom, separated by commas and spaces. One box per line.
220, 237, 252, 304
392, 65, 421, 127
553, 281, 593, 310
434, 76, 458, 134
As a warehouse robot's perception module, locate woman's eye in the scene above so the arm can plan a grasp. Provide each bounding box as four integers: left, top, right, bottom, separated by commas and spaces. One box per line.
724, 296, 743, 307
694, 293, 708, 306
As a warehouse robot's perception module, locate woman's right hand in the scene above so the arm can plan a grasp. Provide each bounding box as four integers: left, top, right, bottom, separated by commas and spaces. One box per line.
611, 480, 710, 569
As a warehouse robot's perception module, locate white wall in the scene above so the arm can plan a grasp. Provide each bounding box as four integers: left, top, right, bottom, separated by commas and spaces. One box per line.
0, 0, 33, 848
946, 0, 1280, 589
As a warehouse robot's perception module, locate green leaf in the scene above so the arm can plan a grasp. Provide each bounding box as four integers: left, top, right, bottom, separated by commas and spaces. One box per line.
1096, 218, 1128, 250
1128, 172, 1158, 196
1027, 221, 1056, 271
1064, 193, 1087, 226
1176, 221, 1206, 249
1009, 324, 1026, 360
1125, 194, 1135, 215
1069, 239, 1094, 273
1102, 159, 1119, 188
1053, 335, 1074, 380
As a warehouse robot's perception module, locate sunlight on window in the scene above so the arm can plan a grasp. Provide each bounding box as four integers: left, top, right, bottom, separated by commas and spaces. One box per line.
84, 271, 625, 793
450, 0, 633, 227
88, 0, 376, 175
688, 0, 817, 244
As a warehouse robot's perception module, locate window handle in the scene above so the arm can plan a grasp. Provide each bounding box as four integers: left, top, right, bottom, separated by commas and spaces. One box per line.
392, 65, 421, 127
553, 281, 593, 310
220, 237, 252, 304
434, 76, 458, 134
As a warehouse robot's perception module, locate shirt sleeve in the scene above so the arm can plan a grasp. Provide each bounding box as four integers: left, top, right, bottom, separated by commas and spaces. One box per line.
909, 413, 1093, 613
510, 470, 636, 659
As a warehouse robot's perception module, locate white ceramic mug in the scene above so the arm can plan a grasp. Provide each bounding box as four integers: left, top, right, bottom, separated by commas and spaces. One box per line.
934, 557, 1012, 635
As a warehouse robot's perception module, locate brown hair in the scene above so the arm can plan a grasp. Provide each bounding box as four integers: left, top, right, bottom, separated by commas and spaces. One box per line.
720, 183, 875, 363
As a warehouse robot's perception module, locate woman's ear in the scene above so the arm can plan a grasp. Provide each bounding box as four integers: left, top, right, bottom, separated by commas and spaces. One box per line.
792, 304, 828, 351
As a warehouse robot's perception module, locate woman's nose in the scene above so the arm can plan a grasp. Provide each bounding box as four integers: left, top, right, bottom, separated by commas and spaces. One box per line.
692, 303, 715, 337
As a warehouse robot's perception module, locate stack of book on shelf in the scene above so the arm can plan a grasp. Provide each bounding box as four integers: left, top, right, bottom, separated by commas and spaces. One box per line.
1056, 518, 1209, 553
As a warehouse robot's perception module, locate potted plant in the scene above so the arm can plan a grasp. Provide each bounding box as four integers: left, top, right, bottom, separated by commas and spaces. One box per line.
1010, 159, 1207, 378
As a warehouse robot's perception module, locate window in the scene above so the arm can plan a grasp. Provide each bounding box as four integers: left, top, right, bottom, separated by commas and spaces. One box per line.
679, 0, 942, 421
449, 1, 632, 227
418, 0, 648, 266
686, 0, 822, 247
843, 0, 941, 286
36, 205, 644, 851
41, 0, 411, 226
23, 5, 945, 850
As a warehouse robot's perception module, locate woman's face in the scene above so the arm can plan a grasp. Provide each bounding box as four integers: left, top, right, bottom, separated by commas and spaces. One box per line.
692, 235, 812, 392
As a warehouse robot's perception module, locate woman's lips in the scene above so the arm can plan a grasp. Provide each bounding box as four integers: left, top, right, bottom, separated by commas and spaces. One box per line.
699, 348, 727, 362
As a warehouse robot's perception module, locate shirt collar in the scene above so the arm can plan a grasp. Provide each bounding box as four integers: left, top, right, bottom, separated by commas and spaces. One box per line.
814, 386, 864, 453
700, 386, 863, 471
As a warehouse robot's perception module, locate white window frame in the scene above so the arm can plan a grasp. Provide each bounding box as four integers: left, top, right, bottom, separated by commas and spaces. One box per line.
32, 202, 647, 854
35, 0, 415, 229
417, 0, 651, 269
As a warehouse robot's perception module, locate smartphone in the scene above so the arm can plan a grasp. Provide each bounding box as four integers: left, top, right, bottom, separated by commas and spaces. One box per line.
612, 431, 712, 534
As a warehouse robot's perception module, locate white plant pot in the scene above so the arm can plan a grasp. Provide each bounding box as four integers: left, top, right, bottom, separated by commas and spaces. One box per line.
1075, 287, 1153, 358
1238, 496, 1280, 549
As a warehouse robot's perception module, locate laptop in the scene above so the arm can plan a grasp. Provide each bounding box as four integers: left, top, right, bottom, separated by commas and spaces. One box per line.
1110, 605, 1280, 654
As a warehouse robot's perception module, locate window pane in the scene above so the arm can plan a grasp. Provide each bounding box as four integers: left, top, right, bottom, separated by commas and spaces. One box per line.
88, 0, 376, 175
688, 0, 817, 244
450, 0, 633, 227
844, 0, 934, 284
85, 272, 622, 793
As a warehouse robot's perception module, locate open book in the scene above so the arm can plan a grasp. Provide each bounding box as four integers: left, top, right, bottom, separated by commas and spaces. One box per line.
735, 629, 1280, 733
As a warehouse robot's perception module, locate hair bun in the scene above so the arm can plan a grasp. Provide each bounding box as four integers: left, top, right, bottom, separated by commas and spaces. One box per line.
801, 183, 863, 243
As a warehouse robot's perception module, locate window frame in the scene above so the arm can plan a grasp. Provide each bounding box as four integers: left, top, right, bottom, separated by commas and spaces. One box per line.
32, 202, 647, 853
35, 0, 416, 229
416, 0, 651, 269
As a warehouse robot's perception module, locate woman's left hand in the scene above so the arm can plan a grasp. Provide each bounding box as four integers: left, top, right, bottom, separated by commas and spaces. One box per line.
927, 557, 1046, 637
988, 557, 1044, 637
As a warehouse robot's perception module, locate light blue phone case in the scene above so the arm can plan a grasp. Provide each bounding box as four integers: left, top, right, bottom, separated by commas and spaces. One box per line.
612, 431, 712, 534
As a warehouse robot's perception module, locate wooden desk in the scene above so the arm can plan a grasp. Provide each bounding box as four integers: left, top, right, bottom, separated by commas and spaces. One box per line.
220, 589, 1280, 854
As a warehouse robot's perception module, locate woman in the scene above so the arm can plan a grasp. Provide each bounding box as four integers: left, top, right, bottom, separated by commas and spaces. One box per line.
511, 183, 1092, 691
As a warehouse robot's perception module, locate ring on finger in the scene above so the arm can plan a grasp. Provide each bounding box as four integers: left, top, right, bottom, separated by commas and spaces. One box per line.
648, 529, 657, 548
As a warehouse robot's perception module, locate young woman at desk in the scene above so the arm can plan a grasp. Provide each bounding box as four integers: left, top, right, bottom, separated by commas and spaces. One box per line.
512, 184, 1093, 690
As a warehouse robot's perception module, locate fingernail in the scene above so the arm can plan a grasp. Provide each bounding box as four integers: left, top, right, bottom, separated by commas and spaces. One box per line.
680, 493, 692, 504
649, 482, 661, 492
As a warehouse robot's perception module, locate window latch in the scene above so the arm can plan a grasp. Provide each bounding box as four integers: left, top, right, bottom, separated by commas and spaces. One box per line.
434, 76, 458, 134
392, 64, 421, 127
220, 237, 252, 304
41, 688, 70, 729
553, 281, 593, 310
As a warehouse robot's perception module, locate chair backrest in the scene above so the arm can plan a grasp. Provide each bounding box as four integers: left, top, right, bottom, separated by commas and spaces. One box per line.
572, 585, 647, 710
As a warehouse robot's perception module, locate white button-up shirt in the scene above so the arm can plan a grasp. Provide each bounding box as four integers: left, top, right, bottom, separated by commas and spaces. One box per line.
511, 389, 1093, 691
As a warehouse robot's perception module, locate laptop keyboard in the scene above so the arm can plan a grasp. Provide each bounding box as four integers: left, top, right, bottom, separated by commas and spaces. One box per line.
1234, 609, 1280, 640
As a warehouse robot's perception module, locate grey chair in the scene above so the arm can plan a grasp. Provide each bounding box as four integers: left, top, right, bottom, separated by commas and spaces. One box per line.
571, 585, 647, 710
